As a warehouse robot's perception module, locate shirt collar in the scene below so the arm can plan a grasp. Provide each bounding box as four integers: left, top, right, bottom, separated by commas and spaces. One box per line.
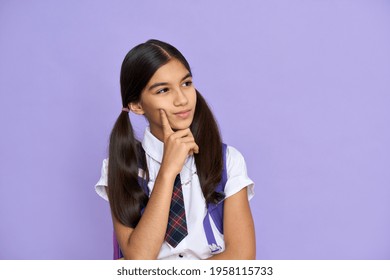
141, 127, 195, 173
142, 126, 164, 164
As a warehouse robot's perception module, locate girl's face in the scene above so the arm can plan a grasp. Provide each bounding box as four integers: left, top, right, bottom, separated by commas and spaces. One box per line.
130, 59, 197, 141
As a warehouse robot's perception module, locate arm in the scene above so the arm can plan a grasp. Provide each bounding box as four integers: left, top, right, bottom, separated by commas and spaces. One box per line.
112, 167, 176, 260
206, 187, 256, 260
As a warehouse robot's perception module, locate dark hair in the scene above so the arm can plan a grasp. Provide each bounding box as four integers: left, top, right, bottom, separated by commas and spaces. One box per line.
108, 39, 224, 228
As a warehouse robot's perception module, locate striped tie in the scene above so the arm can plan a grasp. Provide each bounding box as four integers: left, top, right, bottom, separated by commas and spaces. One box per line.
165, 174, 188, 247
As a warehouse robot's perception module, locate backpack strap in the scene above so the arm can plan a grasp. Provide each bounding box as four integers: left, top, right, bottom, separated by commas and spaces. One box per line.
137, 142, 149, 196
113, 232, 122, 259
203, 143, 228, 254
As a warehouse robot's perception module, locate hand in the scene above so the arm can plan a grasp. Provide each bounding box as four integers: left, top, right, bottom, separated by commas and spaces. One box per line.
159, 109, 199, 176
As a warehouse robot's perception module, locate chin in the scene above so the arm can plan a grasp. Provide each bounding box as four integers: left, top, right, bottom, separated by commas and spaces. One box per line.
171, 120, 193, 131
172, 125, 191, 132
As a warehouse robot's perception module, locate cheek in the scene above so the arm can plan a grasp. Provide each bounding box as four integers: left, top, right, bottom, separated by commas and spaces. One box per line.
190, 90, 197, 106
142, 100, 169, 123
156, 97, 174, 112
141, 97, 161, 113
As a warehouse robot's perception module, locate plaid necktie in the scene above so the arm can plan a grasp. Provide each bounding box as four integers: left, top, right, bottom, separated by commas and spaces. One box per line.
165, 174, 188, 247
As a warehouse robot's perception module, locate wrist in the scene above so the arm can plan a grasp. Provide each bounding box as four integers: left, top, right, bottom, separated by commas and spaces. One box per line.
158, 164, 179, 181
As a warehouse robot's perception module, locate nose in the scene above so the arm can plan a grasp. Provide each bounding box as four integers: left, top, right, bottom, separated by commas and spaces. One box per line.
173, 88, 188, 106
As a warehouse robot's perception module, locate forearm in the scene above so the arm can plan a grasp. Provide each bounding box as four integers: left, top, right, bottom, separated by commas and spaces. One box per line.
122, 167, 176, 259
206, 188, 256, 260
205, 246, 256, 260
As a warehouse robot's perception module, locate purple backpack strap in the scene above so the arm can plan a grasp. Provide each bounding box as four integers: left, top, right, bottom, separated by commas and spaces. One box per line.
113, 233, 123, 259
203, 143, 228, 254
136, 143, 150, 196
113, 144, 149, 259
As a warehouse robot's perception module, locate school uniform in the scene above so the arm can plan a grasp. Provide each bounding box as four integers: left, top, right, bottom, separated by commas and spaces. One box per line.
95, 127, 254, 260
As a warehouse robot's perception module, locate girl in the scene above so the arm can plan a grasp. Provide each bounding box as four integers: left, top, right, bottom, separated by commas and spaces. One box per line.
95, 39, 255, 260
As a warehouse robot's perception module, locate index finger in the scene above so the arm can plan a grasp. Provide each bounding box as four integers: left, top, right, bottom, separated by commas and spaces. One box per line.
160, 109, 174, 139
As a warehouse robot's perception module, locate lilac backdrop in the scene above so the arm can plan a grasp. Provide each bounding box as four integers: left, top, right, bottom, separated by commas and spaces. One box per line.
0, 0, 389, 259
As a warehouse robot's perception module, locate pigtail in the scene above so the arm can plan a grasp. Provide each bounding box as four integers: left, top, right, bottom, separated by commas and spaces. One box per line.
107, 111, 148, 228
192, 90, 225, 204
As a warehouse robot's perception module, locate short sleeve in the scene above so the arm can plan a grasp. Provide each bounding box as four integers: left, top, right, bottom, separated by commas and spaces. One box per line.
224, 146, 254, 200
95, 158, 109, 201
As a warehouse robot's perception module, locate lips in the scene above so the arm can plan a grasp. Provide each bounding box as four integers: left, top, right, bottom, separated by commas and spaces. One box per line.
174, 109, 191, 119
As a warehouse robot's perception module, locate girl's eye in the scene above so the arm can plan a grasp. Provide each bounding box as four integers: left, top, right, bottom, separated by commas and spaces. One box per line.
156, 88, 169, 94
182, 81, 193, 87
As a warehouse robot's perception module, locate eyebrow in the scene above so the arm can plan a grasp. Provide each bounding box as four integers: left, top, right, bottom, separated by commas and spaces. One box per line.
148, 73, 192, 91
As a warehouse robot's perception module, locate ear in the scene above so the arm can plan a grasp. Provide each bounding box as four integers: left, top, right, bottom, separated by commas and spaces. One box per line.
129, 102, 144, 115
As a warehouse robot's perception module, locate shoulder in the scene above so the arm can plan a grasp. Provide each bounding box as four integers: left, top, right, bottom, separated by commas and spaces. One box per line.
223, 144, 255, 200
225, 145, 248, 175
226, 145, 244, 162
95, 158, 109, 201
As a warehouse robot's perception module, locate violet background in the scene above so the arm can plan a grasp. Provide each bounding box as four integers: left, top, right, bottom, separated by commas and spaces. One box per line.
0, 0, 389, 259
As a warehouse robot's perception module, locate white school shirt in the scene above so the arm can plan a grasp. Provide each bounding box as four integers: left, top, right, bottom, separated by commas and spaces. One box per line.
95, 127, 254, 260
